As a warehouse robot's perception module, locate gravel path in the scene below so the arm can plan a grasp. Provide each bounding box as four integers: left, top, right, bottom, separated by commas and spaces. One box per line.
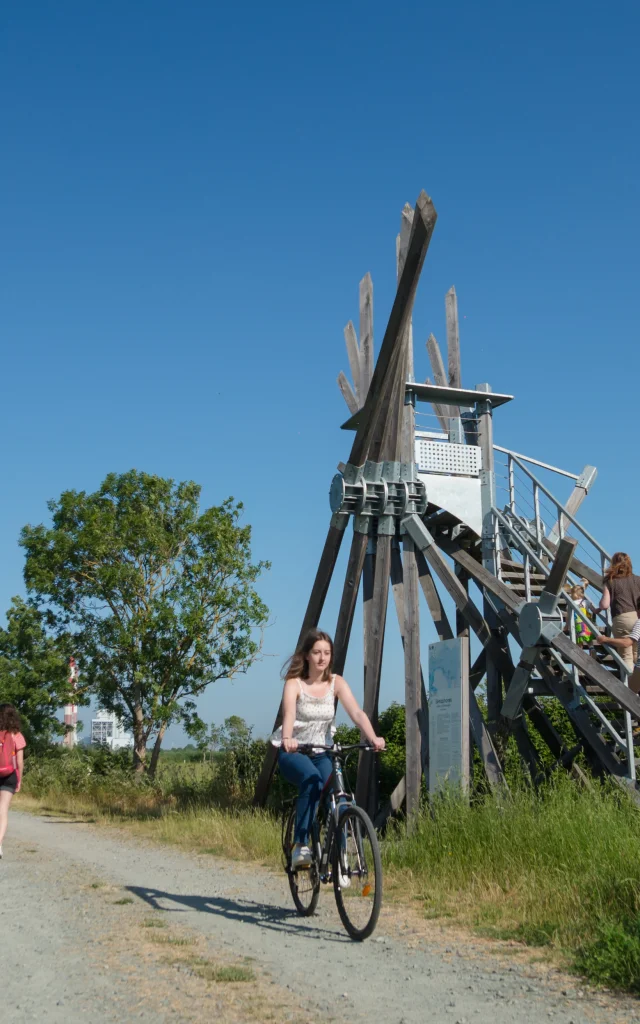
2, 810, 638, 1024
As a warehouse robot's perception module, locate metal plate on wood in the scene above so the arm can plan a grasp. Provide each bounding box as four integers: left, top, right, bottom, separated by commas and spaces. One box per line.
415, 440, 481, 477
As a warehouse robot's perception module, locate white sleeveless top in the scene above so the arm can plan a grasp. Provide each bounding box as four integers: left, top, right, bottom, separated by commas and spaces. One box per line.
271, 676, 336, 753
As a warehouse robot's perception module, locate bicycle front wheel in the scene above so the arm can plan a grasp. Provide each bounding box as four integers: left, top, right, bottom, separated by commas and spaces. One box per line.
284, 805, 320, 916
332, 805, 382, 940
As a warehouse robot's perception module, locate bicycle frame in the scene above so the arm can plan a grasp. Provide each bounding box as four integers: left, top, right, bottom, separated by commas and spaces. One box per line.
297, 743, 371, 883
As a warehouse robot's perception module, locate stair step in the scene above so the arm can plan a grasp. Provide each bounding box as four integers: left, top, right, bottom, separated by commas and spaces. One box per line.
501, 570, 546, 581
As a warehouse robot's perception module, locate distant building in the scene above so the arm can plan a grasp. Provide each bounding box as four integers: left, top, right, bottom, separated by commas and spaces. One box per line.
91, 710, 132, 750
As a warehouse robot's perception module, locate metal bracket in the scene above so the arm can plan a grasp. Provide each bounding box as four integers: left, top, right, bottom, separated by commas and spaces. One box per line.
329, 462, 426, 522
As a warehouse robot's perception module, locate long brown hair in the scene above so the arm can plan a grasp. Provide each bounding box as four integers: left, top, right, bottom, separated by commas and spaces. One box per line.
0, 704, 22, 734
283, 629, 334, 682
605, 552, 633, 582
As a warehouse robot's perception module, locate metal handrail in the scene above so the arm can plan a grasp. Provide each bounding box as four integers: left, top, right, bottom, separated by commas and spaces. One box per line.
494, 445, 580, 481
493, 506, 630, 678
508, 454, 611, 562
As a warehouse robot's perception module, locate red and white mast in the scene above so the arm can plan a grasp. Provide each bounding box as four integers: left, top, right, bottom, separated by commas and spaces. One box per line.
63, 656, 79, 748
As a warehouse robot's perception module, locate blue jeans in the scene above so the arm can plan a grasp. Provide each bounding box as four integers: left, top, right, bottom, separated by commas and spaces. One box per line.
278, 750, 332, 844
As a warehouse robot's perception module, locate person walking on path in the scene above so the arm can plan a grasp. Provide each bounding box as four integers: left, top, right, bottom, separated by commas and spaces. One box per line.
271, 628, 385, 870
0, 704, 26, 859
598, 553, 640, 675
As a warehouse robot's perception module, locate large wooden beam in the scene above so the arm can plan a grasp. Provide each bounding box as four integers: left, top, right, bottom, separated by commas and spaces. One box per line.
349, 191, 437, 469
337, 370, 358, 414
547, 466, 597, 547
343, 321, 362, 405
415, 548, 453, 640
359, 273, 374, 398
445, 286, 461, 388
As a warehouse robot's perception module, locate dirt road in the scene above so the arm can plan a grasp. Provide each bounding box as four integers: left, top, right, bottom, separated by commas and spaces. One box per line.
1, 811, 637, 1024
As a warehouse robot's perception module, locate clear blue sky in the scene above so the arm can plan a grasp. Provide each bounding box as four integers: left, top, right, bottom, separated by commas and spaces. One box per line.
2, 1, 639, 745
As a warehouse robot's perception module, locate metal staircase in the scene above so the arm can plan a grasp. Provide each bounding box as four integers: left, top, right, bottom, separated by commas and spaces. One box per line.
417, 440, 639, 793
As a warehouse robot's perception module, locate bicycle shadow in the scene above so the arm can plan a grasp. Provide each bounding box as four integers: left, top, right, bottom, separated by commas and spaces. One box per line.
126, 885, 348, 942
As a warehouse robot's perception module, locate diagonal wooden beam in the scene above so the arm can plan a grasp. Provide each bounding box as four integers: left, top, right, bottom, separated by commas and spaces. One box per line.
359, 273, 374, 398
343, 321, 361, 405
350, 191, 437, 468
547, 466, 597, 547
337, 370, 358, 415
415, 548, 453, 640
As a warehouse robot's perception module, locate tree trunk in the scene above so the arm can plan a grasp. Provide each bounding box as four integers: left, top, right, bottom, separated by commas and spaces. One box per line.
148, 723, 167, 779
132, 704, 146, 774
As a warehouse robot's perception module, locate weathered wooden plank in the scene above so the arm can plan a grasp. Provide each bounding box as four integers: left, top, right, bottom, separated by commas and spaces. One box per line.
445, 286, 461, 388
343, 320, 361, 405
455, 565, 470, 639
359, 273, 374, 398
426, 333, 451, 418
333, 530, 369, 674
470, 649, 487, 689
337, 370, 359, 415
356, 534, 393, 816
385, 542, 430, 825
547, 466, 597, 547
415, 548, 453, 640
501, 646, 542, 720
402, 534, 422, 824
349, 191, 437, 469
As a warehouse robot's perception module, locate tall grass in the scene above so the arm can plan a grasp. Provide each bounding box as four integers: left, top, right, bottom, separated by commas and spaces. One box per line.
18, 748, 640, 991
383, 776, 640, 990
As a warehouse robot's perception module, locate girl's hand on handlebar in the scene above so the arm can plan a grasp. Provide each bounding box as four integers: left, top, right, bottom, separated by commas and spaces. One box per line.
372, 736, 385, 752
282, 737, 299, 753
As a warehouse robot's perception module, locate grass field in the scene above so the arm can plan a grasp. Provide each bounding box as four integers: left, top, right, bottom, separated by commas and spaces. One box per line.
16, 771, 640, 993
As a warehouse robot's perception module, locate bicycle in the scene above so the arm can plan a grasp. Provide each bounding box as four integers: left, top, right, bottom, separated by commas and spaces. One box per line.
281, 742, 383, 941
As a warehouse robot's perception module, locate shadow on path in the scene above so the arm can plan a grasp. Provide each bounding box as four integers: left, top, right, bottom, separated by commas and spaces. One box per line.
127, 884, 347, 943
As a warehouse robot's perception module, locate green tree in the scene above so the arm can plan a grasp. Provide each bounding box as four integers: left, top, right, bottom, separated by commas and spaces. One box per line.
0, 597, 74, 744
21, 470, 269, 775
210, 714, 253, 753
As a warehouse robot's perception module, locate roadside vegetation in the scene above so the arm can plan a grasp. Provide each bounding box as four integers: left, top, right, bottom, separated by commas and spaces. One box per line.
16, 708, 640, 994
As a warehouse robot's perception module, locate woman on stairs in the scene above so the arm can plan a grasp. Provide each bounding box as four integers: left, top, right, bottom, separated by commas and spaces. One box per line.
598, 552, 640, 675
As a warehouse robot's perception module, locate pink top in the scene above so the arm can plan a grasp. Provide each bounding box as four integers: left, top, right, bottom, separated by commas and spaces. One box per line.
6, 732, 26, 777
12, 732, 26, 754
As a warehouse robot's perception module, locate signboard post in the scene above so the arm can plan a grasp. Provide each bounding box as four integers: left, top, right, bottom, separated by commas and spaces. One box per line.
428, 637, 470, 794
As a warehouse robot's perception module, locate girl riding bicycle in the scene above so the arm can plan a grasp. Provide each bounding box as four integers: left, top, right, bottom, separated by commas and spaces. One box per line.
271, 628, 385, 870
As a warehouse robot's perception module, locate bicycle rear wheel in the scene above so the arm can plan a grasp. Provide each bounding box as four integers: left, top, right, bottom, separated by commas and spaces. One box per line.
284, 805, 320, 916
332, 805, 382, 940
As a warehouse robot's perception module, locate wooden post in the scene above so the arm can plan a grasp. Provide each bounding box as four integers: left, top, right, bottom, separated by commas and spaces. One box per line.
476, 384, 503, 730
359, 273, 374, 399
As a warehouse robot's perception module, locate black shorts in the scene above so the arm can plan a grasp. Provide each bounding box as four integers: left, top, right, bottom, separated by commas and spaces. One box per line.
0, 771, 18, 794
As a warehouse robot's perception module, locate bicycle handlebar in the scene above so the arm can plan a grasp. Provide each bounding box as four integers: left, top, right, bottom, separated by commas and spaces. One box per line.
294, 742, 376, 755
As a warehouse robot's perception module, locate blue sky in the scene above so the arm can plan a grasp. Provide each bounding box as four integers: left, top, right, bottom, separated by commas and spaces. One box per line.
2, 1, 639, 745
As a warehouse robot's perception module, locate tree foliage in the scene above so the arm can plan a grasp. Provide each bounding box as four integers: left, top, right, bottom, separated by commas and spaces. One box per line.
0, 596, 74, 744
20, 470, 269, 773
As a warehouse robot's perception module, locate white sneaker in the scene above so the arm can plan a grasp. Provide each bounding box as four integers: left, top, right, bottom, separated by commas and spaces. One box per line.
338, 864, 351, 888
291, 843, 312, 870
